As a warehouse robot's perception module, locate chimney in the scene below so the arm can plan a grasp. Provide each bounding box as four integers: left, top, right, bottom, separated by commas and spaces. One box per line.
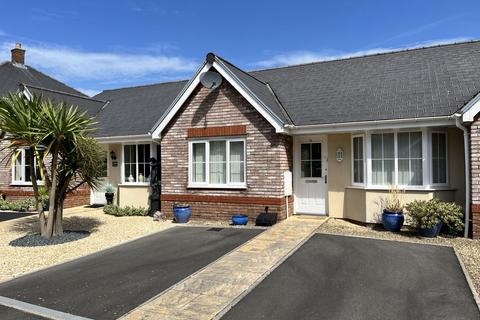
11, 43, 25, 65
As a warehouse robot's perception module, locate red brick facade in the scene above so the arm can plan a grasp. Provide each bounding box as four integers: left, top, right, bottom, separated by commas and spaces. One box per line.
160, 78, 293, 222
470, 119, 480, 239
0, 141, 90, 209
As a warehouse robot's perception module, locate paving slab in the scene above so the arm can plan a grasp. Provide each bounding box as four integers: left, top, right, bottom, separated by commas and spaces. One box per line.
123, 216, 326, 320
222, 233, 480, 320
0, 226, 262, 319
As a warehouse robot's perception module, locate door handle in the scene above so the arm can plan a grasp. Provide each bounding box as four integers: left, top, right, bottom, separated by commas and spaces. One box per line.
324, 175, 327, 184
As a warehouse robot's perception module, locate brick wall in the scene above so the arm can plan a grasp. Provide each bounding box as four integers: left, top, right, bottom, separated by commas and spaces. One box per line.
0, 140, 90, 209
471, 119, 480, 239
161, 77, 293, 222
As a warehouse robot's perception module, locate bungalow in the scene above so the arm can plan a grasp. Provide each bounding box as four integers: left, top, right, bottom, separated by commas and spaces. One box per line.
91, 41, 480, 238
2, 41, 480, 239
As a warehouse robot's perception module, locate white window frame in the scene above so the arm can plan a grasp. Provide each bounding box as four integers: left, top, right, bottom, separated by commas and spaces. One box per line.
188, 137, 246, 189
351, 134, 366, 186
430, 130, 449, 187
121, 142, 155, 186
11, 147, 44, 185
363, 128, 446, 190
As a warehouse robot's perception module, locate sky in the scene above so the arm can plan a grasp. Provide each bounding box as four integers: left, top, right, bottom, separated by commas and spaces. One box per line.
0, 0, 479, 97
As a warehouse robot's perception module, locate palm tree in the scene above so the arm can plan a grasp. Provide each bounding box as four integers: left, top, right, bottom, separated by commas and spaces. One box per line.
0, 93, 104, 238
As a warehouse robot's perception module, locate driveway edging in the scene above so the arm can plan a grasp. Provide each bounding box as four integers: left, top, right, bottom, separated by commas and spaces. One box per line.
453, 247, 480, 312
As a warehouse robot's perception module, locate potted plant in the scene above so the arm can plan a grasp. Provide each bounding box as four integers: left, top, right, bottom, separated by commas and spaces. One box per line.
406, 198, 464, 238
380, 186, 404, 232
173, 203, 191, 223
104, 184, 115, 205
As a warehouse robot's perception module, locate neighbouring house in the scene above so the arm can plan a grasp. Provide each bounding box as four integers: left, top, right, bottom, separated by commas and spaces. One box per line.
2, 41, 480, 239
0, 43, 109, 208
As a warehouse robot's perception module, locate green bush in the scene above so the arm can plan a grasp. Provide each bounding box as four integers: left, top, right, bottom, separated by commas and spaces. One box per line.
405, 198, 464, 235
0, 198, 35, 212
103, 204, 148, 217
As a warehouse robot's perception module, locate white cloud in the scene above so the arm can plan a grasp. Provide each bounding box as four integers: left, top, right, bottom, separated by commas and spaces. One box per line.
254, 38, 472, 68
0, 41, 198, 83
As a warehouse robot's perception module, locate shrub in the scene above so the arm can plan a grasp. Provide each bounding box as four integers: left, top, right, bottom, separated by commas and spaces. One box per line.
103, 204, 148, 217
379, 186, 404, 213
0, 198, 35, 212
405, 198, 464, 234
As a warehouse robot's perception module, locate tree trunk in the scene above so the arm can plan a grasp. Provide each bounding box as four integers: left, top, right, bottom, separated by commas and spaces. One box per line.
27, 149, 47, 236
45, 145, 60, 239
54, 200, 64, 236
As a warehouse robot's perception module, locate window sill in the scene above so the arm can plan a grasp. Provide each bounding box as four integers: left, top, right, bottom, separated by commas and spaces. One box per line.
187, 184, 247, 190
118, 183, 150, 187
10, 182, 44, 187
346, 185, 456, 191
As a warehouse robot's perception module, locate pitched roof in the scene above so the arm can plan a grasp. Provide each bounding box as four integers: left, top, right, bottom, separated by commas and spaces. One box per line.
25, 85, 107, 118
0, 61, 107, 119
251, 41, 480, 126
0, 61, 86, 97
93, 80, 188, 137
94, 40, 480, 136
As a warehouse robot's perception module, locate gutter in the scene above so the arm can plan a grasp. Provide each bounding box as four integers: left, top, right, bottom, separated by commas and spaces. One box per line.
95, 134, 152, 143
454, 113, 471, 238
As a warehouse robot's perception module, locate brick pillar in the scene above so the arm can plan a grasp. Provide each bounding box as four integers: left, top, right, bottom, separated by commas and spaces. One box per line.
470, 120, 480, 239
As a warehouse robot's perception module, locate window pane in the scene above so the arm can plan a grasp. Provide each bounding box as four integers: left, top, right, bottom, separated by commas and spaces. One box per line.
384, 159, 394, 185
372, 160, 382, 185
229, 141, 245, 183
301, 144, 310, 161
192, 143, 206, 183
438, 158, 447, 183
312, 143, 321, 160
14, 150, 23, 181
398, 159, 409, 185
398, 133, 409, 158
383, 133, 394, 158
410, 159, 423, 185
410, 132, 422, 158
357, 160, 364, 183
353, 137, 364, 183
209, 141, 226, 184
432, 133, 447, 184
301, 161, 311, 178
371, 134, 383, 159
312, 161, 322, 177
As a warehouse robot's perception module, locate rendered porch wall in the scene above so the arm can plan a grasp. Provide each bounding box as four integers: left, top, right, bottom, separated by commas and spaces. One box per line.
118, 185, 150, 208
160, 79, 293, 222
327, 129, 464, 224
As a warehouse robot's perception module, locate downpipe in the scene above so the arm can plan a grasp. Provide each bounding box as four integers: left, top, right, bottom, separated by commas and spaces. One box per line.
455, 114, 471, 238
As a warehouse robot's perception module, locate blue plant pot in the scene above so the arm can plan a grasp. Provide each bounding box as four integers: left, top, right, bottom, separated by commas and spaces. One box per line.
173, 206, 191, 223
419, 222, 443, 238
232, 214, 248, 225
382, 210, 404, 232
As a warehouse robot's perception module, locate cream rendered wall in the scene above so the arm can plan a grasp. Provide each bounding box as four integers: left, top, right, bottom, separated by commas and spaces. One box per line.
327, 134, 351, 218
118, 186, 150, 208
325, 128, 464, 223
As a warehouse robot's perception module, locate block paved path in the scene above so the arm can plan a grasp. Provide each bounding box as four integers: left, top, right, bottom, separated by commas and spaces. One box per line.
122, 216, 327, 320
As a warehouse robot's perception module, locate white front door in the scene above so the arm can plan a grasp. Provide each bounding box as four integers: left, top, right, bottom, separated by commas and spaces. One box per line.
294, 137, 328, 214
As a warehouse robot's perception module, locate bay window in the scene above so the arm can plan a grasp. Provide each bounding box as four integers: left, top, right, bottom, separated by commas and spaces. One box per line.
189, 138, 245, 187
353, 130, 449, 188
12, 148, 43, 184
122, 143, 152, 183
